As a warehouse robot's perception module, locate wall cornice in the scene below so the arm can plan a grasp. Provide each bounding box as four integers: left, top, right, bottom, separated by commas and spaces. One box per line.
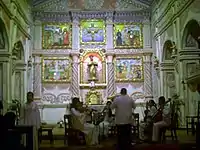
33, 10, 150, 23
153, 0, 194, 38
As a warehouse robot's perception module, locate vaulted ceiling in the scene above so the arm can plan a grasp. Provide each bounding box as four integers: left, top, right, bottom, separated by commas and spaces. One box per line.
31, 0, 153, 12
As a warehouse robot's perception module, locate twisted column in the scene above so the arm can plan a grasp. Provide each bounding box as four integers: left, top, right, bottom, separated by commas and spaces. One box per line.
33, 56, 42, 99
107, 54, 116, 97
143, 54, 153, 100
71, 54, 79, 97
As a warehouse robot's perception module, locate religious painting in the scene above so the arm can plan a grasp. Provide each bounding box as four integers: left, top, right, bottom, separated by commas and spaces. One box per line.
42, 23, 72, 49
80, 19, 106, 45
80, 50, 106, 84
114, 24, 143, 49
42, 57, 72, 83
115, 56, 144, 82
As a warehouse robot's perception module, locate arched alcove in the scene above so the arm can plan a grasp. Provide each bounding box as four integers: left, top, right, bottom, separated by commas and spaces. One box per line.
0, 18, 8, 50
182, 19, 200, 48
162, 40, 173, 61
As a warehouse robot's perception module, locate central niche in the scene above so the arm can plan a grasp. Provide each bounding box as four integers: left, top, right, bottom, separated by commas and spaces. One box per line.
79, 50, 106, 85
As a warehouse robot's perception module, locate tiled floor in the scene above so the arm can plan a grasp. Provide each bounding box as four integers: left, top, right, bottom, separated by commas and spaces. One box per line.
40, 126, 196, 148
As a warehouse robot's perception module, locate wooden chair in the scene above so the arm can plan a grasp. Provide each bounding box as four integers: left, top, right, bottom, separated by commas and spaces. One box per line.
131, 113, 140, 143
63, 114, 85, 145
161, 102, 178, 143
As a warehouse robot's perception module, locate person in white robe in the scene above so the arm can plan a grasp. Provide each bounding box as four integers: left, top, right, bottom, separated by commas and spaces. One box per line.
99, 101, 113, 137
152, 96, 171, 142
70, 97, 99, 146
139, 100, 157, 141
20, 92, 41, 150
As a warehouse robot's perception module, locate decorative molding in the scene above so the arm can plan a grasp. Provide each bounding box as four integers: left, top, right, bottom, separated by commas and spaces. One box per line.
153, 0, 195, 38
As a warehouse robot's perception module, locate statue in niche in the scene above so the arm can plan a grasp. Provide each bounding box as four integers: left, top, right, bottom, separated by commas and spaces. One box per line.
186, 34, 197, 47
88, 55, 98, 81
170, 42, 177, 56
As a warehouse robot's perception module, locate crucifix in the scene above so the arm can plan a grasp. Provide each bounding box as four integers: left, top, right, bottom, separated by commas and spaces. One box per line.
87, 23, 98, 42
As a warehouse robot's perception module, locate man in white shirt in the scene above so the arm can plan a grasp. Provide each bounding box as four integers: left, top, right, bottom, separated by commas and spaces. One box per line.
111, 88, 136, 150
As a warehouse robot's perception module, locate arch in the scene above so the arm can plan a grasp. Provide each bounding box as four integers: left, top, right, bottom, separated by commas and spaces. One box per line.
182, 19, 200, 48
0, 18, 9, 50
162, 40, 173, 61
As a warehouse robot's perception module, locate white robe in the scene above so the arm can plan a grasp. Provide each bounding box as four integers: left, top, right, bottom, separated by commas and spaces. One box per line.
71, 108, 99, 145
20, 101, 41, 150
99, 110, 113, 136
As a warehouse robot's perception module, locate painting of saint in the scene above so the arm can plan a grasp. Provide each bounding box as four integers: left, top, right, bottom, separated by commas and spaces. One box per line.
80, 51, 106, 84
115, 57, 143, 82
80, 19, 106, 45
42, 57, 71, 82
42, 24, 72, 49
114, 24, 143, 49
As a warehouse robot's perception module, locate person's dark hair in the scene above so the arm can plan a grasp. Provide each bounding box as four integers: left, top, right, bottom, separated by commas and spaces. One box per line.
106, 101, 111, 105
149, 100, 157, 108
158, 96, 165, 104
120, 88, 127, 95
70, 97, 80, 109
27, 92, 34, 97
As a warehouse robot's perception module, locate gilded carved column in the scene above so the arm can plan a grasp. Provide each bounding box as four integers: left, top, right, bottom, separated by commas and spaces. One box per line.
107, 54, 116, 97
106, 12, 114, 50
71, 53, 79, 97
33, 56, 42, 100
143, 54, 153, 100
72, 13, 79, 50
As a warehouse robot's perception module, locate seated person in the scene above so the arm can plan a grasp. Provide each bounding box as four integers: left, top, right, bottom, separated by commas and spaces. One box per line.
139, 100, 157, 141
70, 97, 99, 146
152, 96, 171, 142
99, 101, 113, 137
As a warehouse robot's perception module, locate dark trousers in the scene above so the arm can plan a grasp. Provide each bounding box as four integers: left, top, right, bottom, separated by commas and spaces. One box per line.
117, 124, 131, 150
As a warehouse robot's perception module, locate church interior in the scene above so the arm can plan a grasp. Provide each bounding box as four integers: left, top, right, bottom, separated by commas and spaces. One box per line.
1, 0, 200, 149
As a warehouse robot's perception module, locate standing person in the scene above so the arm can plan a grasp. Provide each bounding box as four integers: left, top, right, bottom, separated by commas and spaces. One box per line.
20, 92, 41, 150
111, 88, 136, 150
152, 96, 171, 142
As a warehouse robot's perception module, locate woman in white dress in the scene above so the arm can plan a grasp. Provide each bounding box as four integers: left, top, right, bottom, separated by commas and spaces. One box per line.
20, 92, 41, 150
99, 101, 113, 137
70, 97, 99, 146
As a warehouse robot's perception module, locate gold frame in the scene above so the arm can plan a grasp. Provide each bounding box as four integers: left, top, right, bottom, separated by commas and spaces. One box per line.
114, 55, 144, 82
113, 23, 143, 49
41, 57, 72, 83
80, 19, 106, 45
85, 88, 102, 105
80, 49, 106, 84
42, 23, 72, 49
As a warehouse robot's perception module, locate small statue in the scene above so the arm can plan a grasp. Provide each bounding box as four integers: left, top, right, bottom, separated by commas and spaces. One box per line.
88, 55, 98, 81
170, 42, 177, 56
153, 56, 159, 68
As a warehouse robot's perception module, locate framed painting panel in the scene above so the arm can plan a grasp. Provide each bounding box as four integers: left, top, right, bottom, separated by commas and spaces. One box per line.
42, 57, 72, 83
42, 23, 72, 49
115, 56, 144, 82
80, 19, 106, 45
114, 23, 143, 49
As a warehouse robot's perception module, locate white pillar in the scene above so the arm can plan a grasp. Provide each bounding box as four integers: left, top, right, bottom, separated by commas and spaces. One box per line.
33, 21, 42, 50
143, 24, 151, 48
71, 53, 80, 97
106, 12, 114, 50
106, 54, 115, 97
33, 56, 42, 100
72, 14, 80, 50
143, 54, 153, 100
